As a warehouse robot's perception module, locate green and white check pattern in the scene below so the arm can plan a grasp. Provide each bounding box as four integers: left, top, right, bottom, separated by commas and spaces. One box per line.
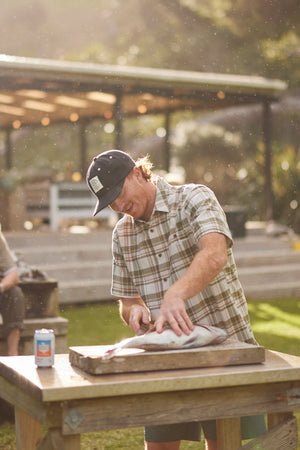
112, 177, 256, 344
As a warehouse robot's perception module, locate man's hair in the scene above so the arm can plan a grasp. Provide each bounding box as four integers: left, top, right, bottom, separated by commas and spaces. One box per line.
135, 156, 154, 182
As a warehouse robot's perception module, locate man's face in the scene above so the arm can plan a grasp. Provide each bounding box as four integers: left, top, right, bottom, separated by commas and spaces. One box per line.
110, 167, 153, 221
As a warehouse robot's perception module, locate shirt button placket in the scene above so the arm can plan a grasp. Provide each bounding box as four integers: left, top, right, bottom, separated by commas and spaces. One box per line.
149, 227, 168, 285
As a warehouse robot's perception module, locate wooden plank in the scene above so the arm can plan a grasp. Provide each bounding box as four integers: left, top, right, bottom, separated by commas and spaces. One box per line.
240, 416, 298, 450
15, 407, 42, 450
268, 411, 294, 429
69, 340, 265, 375
217, 417, 241, 450
1, 351, 300, 403
62, 380, 300, 434
0, 374, 61, 427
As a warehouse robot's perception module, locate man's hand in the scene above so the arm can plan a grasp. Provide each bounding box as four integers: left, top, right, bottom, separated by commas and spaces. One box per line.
154, 291, 194, 336
128, 304, 151, 334
119, 297, 151, 335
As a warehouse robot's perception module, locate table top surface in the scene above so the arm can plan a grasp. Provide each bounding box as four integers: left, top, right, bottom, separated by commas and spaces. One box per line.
0, 350, 299, 403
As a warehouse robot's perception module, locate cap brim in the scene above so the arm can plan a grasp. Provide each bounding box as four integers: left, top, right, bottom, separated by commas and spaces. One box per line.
93, 177, 125, 216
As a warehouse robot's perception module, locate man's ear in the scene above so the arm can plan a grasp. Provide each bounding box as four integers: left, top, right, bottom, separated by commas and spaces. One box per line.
132, 165, 143, 180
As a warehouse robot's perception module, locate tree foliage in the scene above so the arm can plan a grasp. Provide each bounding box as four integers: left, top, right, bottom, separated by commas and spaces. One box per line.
1, 0, 299, 83
0, 0, 299, 228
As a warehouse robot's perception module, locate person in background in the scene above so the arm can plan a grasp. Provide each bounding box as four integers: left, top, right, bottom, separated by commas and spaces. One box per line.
0, 231, 24, 356
87, 149, 266, 450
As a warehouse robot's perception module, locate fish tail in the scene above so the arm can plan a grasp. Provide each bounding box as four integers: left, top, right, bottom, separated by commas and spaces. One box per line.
102, 345, 124, 360
102, 336, 140, 360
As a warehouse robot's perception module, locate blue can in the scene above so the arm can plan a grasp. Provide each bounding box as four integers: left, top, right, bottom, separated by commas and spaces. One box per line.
34, 328, 55, 367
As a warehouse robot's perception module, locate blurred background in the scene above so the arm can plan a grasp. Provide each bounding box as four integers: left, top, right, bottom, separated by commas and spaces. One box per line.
0, 0, 299, 231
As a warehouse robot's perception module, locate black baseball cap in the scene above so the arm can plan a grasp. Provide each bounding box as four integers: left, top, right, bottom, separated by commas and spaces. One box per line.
86, 150, 135, 216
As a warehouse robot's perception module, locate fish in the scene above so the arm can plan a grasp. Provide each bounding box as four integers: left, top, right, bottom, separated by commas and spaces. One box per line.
103, 324, 227, 360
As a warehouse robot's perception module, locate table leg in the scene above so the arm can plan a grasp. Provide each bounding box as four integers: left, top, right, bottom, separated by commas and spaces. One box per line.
268, 411, 294, 429
15, 407, 42, 450
216, 417, 241, 450
36, 428, 80, 450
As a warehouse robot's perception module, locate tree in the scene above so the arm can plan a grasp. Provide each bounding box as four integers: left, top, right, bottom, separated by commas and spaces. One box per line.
1, 0, 299, 84
1, 0, 299, 227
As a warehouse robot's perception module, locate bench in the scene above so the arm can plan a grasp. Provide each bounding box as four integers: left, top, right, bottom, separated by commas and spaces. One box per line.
0, 280, 68, 356
0, 280, 68, 421
25, 181, 117, 231
25, 180, 50, 221
0, 316, 68, 356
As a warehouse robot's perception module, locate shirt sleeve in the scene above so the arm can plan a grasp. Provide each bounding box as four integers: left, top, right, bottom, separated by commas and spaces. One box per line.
183, 185, 233, 247
111, 229, 140, 298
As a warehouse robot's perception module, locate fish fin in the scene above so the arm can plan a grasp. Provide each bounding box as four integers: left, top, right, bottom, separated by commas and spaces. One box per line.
212, 334, 228, 344
182, 335, 198, 348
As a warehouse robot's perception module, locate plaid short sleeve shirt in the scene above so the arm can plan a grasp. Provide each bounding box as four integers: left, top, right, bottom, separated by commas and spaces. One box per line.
112, 177, 256, 344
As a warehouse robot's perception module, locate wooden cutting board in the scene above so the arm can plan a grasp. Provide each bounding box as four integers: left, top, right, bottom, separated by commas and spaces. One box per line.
69, 339, 265, 375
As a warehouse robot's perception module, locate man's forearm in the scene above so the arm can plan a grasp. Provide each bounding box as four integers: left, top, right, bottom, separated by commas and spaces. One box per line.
119, 299, 132, 325
167, 232, 228, 302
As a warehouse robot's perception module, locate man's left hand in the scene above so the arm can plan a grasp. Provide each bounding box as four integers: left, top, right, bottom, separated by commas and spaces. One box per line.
154, 292, 194, 336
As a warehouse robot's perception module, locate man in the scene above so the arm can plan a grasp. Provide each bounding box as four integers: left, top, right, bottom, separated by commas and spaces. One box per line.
87, 149, 266, 450
0, 231, 24, 356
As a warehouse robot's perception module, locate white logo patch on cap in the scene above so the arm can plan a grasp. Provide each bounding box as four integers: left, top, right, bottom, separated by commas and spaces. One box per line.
90, 176, 103, 193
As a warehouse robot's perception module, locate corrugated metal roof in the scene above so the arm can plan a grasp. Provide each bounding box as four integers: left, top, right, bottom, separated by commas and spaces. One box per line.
0, 54, 287, 129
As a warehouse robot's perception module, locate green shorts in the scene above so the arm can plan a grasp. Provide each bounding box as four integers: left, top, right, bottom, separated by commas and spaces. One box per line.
144, 415, 266, 443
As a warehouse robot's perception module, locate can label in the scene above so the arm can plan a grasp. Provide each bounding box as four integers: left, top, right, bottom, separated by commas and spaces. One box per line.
34, 328, 55, 367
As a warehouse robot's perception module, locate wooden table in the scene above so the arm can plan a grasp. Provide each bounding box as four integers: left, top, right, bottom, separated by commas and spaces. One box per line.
0, 350, 299, 450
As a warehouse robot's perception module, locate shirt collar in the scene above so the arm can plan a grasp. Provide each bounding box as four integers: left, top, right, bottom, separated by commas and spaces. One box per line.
153, 176, 170, 214
133, 176, 170, 224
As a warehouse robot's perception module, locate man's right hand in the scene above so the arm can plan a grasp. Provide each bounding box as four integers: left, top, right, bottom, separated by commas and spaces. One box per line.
128, 304, 151, 334
119, 297, 151, 335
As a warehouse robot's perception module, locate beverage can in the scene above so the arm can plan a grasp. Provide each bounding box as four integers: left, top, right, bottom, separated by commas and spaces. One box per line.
34, 328, 55, 367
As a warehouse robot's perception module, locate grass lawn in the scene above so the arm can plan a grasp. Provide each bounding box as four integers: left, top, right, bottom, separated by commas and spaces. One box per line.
0, 298, 299, 449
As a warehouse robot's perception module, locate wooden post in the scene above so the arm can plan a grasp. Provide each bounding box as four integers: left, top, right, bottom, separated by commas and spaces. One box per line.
164, 112, 171, 171
242, 415, 298, 450
114, 91, 123, 150
15, 407, 42, 450
268, 412, 294, 429
216, 417, 241, 450
5, 129, 12, 170
262, 101, 273, 221
79, 119, 88, 177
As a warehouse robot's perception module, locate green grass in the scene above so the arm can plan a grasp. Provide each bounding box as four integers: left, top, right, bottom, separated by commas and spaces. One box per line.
248, 298, 300, 357
61, 301, 135, 347
0, 298, 299, 449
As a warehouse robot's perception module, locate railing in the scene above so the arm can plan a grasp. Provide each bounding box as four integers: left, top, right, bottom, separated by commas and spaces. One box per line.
25, 181, 116, 231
